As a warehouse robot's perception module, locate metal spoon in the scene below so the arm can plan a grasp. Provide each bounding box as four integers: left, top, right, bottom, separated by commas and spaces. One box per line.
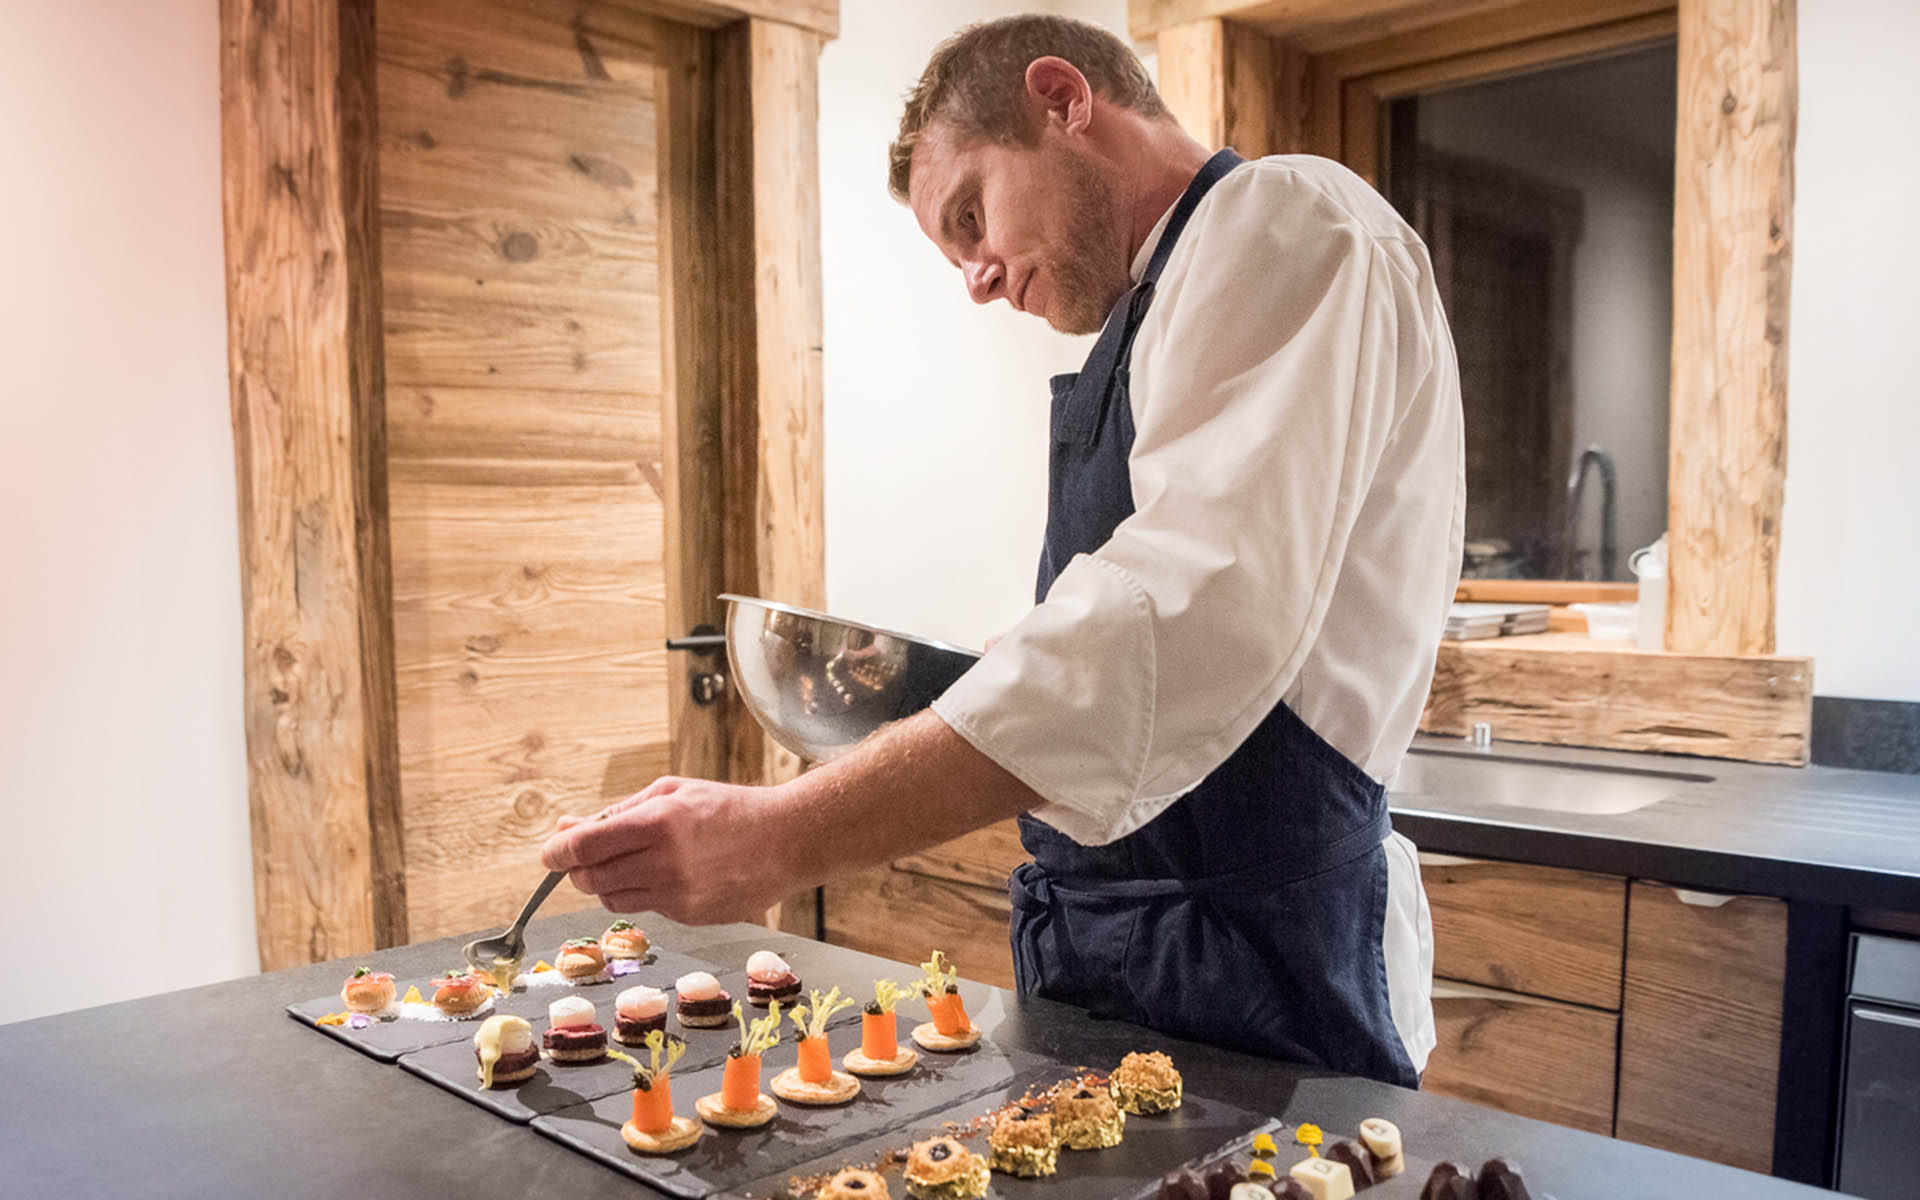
462, 870, 565, 979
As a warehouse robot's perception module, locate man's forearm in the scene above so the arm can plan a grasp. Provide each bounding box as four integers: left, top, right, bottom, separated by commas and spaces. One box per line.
768, 709, 1043, 885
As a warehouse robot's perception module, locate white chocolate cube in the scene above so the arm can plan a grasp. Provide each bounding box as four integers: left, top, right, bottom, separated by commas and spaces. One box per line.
1289, 1156, 1355, 1200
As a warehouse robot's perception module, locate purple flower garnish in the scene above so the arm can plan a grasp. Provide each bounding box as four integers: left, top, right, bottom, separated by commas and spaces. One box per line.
607, 958, 641, 978
348, 1014, 372, 1030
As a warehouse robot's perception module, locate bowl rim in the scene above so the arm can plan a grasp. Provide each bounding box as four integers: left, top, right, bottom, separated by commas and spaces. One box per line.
718, 594, 982, 661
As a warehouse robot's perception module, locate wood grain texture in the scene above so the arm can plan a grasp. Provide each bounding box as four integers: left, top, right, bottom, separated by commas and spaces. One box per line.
1617, 881, 1786, 1172
608, 0, 837, 39
1421, 854, 1626, 1009
823, 865, 1017, 990
1422, 978, 1619, 1135
1666, 0, 1795, 655
1317, 0, 1672, 74
1456, 580, 1639, 604
893, 820, 1029, 892
1359, 10, 1677, 98
1422, 632, 1812, 764
219, 0, 407, 970
715, 19, 827, 790
378, 0, 682, 938
1156, 19, 1276, 155
1131, 0, 1489, 40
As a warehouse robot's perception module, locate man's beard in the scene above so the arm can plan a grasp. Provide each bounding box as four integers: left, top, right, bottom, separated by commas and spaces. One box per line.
1041, 155, 1131, 336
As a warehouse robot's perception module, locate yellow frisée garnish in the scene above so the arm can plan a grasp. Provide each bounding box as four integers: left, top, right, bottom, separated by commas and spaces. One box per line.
606, 1048, 638, 1069
1248, 1159, 1276, 1179
316, 1012, 349, 1027
787, 986, 855, 1042
1251, 1131, 1278, 1158
401, 986, 424, 1005
736, 1000, 783, 1057
633, 1028, 687, 1089
871, 979, 909, 1014
917, 951, 959, 998
1295, 1123, 1323, 1155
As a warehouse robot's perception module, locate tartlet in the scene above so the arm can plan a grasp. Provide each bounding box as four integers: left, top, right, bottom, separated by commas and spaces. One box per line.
987, 1106, 1058, 1178
1053, 1083, 1126, 1149
602, 919, 651, 961
1110, 1050, 1183, 1114
543, 995, 608, 1063
431, 970, 496, 1019
674, 971, 733, 1029
818, 1167, 890, 1198
555, 938, 610, 983
614, 985, 670, 1045
746, 949, 803, 1007
473, 1014, 539, 1087
340, 967, 396, 1016
902, 1136, 989, 1200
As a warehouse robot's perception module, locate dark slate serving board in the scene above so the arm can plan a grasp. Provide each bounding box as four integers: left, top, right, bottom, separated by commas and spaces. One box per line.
530, 1038, 1046, 1199
285, 946, 721, 1063
734, 1065, 1281, 1200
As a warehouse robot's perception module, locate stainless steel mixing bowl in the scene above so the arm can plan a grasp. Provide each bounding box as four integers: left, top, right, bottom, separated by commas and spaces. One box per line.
720, 594, 982, 762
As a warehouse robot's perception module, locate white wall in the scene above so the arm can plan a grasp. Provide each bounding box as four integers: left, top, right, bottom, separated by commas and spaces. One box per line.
1776, 0, 1920, 702
0, 1, 257, 1023
818, 0, 1128, 649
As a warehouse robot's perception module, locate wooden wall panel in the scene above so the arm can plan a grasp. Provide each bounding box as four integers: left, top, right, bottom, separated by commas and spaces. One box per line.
1666, 0, 1796, 655
1421, 854, 1626, 1009
219, 0, 406, 970
1157, 19, 1277, 155
377, 0, 682, 938
1423, 980, 1620, 1135
824, 865, 1018, 991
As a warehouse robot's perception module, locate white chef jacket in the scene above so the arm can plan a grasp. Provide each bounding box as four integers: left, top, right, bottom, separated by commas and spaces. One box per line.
932, 155, 1464, 1071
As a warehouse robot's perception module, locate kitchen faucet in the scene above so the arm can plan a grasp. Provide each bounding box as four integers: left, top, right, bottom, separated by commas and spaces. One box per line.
1562, 444, 1617, 579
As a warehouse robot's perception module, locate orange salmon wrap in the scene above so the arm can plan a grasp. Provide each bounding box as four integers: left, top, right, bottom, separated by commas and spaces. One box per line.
631, 1077, 674, 1133
931, 992, 969, 1036
796, 1035, 832, 1084
721, 1053, 762, 1110
860, 1010, 897, 1061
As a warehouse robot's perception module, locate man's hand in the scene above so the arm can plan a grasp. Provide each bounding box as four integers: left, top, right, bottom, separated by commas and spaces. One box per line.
539, 710, 1043, 925
540, 777, 796, 925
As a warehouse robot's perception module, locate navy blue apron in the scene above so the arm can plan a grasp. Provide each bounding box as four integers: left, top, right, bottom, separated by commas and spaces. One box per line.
1009, 149, 1418, 1089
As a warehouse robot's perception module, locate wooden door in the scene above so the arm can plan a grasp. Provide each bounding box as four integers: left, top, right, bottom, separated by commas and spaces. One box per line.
220, 0, 829, 967
374, 0, 723, 939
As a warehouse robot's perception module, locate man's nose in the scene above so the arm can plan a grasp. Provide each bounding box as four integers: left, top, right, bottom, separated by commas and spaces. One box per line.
963, 258, 1004, 305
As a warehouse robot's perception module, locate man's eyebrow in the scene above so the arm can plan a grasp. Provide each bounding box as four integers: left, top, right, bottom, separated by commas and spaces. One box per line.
938, 172, 980, 243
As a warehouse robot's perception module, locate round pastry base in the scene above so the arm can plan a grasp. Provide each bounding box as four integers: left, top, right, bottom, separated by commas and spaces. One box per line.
695, 1091, 778, 1128
843, 1046, 918, 1077
677, 1010, 734, 1029
545, 1045, 610, 1064
747, 991, 801, 1009
911, 1021, 981, 1052
770, 1066, 861, 1105
621, 1115, 703, 1155
479, 1062, 539, 1088
556, 968, 612, 986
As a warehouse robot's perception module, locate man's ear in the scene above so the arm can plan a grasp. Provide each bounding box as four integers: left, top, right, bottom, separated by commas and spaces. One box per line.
1024, 56, 1094, 133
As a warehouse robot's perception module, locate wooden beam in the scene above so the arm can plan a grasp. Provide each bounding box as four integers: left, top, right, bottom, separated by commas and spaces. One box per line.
219, 0, 405, 969
1422, 632, 1812, 764
1666, 0, 1795, 655
1155, 19, 1278, 154
1132, 0, 1470, 41
715, 18, 827, 795
609, 0, 837, 40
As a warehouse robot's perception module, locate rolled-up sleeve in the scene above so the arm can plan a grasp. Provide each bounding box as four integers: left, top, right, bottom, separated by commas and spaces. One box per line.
933, 166, 1433, 845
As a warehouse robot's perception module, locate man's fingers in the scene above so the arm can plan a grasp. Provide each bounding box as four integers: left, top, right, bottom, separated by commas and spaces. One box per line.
568, 847, 665, 900
600, 890, 656, 915
541, 806, 666, 872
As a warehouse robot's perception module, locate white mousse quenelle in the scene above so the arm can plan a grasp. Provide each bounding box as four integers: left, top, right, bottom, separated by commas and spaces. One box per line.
543, 995, 608, 1063
614, 985, 671, 1046
746, 950, 802, 1008
675, 971, 734, 1029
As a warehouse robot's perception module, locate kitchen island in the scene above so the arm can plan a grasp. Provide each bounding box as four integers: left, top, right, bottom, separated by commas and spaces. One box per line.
5, 909, 1840, 1199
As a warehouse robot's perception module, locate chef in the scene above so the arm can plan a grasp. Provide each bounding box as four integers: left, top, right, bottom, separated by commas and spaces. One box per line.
543, 14, 1462, 1088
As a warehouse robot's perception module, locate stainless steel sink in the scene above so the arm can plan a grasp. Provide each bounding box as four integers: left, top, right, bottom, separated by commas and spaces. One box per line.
1391, 748, 1714, 816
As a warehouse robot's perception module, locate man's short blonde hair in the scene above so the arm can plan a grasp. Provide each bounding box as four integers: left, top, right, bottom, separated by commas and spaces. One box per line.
888, 15, 1166, 203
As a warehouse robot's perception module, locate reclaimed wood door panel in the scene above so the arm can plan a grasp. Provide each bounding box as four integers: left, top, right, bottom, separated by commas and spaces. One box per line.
377, 0, 699, 938
1616, 881, 1786, 1173
823, 865, 1017, 991
1422, 978, 1619, 1136
1420, 852, 1626, 1009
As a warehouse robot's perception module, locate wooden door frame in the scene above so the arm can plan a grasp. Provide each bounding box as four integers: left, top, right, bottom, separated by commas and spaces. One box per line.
1142, 0, 1794, 660
218, 0, 832, 969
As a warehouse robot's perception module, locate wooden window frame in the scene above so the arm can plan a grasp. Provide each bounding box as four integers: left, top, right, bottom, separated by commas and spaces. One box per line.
1141, 0, 1810, 762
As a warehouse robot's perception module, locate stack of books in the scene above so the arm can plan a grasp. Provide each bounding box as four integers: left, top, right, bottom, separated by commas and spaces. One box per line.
1444, 602, 1552, 641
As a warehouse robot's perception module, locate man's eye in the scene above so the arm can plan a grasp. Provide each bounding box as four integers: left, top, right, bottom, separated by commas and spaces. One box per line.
961, 207, 980, 237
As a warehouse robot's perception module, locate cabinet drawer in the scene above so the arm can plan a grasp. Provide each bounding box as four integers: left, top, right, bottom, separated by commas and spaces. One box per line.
1421, 853, 1627, 1008
1616, 881, 1785, 1174
1421, 978, 1619, 1135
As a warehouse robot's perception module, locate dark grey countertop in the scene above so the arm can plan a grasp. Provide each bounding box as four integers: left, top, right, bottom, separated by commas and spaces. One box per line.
4, 909, 1836, 1199
1390, 735, 1920, 908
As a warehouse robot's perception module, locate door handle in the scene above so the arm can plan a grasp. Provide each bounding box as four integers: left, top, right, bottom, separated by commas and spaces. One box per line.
666, 625, 727, 705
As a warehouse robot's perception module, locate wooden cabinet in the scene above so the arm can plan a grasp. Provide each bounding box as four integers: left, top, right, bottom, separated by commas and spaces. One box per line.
1423, 853, 1626, 1008
1616, 882, 1787, 1174
1423, 980, 1618, 1135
